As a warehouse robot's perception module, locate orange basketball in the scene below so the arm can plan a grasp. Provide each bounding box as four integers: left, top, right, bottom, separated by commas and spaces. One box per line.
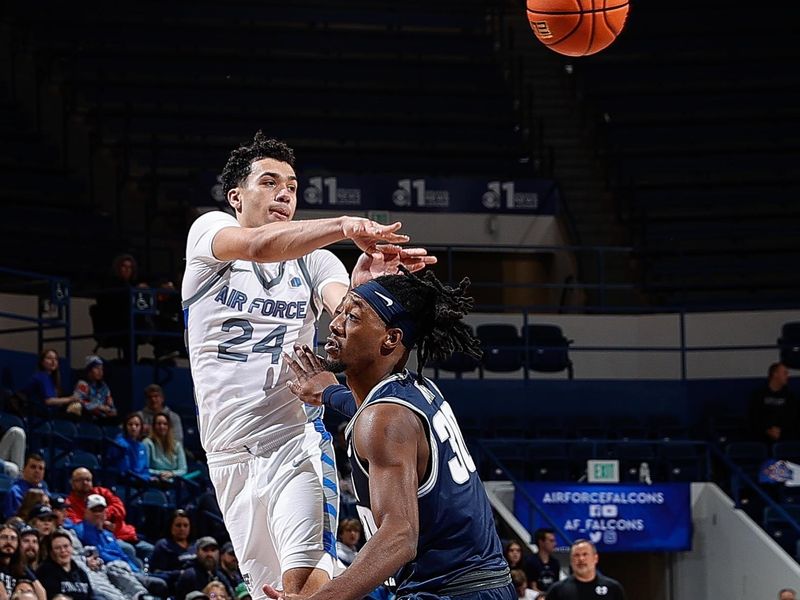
526, 0, 629, 57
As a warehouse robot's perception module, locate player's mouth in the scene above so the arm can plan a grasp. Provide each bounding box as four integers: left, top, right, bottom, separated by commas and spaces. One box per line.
269, 206, 291, 220
324, 336, 341, 355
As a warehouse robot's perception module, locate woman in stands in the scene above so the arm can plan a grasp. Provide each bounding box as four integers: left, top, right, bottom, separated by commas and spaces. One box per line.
14, 489, 49, 521
21, 349, 79, 417
143, 412, 187, 481
149, 509, 195, 593
105, 412, 152, 483
504, 540, 526, 571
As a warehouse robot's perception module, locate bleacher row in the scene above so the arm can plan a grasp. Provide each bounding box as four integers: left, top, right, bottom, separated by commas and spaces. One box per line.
0, 412, 210, 541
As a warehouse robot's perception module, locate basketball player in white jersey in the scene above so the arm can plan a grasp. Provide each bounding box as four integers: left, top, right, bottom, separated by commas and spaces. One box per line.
182, 131, 435, 600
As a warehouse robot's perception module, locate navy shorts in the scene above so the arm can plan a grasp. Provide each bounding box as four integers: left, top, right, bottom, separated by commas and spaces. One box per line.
402, 583, 516, 600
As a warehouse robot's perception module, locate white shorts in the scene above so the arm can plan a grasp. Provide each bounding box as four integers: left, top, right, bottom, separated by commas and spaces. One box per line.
207, 421, 340, 597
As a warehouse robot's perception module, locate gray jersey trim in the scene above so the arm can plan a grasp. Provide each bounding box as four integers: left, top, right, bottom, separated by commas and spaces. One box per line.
182, 263, 232, 309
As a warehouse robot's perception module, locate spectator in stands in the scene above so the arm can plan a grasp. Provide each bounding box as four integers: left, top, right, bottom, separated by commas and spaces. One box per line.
65, 467, 153, 562
19, 349, 79, 418
150, 509, 195, 592
335, 519, 362, 567
105, 412, 152, 483
219, 542, 242, 589
192, 491, 229, 545
72, 494, 167, 597
0, 426, 24, 480
0, 525, 46, 600
780, 589, 797, 600
204, 580, 232, 600
16, 528, 40, 573
750, 362, 798, 444
35, 530, 92, 600
48, 497, 71, 530
15, 491, 49, 522
234, 581, 252, 600
143, 412, 188, 482
72, 356, 117, 423
504, 540, 526, 571
3, 455, 49, 520
511, 569, 538, 600
9, 579, 37, 598
546, 540, 625, 600
524, 528, 561, 593
27, 505, 57, 539
175, 537, 234, 600
140, 385, 184, 443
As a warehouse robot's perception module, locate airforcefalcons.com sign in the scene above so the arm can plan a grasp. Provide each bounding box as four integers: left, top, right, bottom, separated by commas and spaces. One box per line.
515, 483, 692, 552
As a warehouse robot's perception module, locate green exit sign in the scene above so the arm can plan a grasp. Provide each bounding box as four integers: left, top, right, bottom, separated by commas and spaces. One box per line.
587, 460, 619, 483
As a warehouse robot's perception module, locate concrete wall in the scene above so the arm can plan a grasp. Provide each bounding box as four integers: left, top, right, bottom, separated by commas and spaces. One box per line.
672, 483, 800, 598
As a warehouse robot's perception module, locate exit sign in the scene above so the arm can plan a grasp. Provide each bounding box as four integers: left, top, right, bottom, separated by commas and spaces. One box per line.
587, 460, 619, 483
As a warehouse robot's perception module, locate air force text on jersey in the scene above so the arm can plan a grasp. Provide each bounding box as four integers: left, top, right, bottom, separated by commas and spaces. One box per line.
214, 285, 309, 320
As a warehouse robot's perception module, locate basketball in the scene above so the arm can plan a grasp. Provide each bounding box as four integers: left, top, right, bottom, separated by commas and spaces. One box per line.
526, 0, 629, 57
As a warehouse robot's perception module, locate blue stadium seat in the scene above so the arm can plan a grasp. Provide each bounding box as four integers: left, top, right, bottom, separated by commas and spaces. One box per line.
522, 324, 573, 379
476, 324, 522, 373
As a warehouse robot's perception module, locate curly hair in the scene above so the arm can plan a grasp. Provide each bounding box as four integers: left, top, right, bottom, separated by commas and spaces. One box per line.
374, 267, 482, 378
220, 130, 295, 196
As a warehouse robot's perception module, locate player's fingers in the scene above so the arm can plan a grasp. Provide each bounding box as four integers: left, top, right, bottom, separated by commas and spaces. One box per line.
397, 247, 430, 257
262, 584, 284, 600
283, 353, 306, 378
295, 344, 317, 371
286, 379, 301, 396
373, 243, 404, 255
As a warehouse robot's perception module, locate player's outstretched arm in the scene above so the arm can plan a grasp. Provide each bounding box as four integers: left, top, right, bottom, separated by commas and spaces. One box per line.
212, 216, 409, 263
264, 403, 422, 600
351, 245, 438, 288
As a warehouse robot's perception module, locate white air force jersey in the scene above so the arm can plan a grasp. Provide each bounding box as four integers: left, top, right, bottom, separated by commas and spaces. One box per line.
182, 211, 349, 453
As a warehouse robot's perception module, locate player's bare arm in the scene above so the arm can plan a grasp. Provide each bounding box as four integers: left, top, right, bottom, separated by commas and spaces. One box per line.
265, 403, 425, 600
211, 217, 409, 264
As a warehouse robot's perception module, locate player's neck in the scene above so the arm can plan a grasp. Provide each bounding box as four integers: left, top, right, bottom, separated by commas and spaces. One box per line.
347, 363, 396, 406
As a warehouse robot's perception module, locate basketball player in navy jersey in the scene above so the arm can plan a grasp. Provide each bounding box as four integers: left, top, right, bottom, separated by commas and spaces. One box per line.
266, 268, 514, 600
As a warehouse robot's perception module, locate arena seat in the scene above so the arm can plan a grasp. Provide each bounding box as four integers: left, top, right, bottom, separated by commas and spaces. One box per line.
476, 324, 522, 374
522, 324, 573, 379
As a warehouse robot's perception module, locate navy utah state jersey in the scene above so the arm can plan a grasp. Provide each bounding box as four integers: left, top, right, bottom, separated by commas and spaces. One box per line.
345, 371, 508, 597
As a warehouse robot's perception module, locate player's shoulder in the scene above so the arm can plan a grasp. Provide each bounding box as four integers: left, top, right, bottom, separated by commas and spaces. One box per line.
189, 210, 238, 233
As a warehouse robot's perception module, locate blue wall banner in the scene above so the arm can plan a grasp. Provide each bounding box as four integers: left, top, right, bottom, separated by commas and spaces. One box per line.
514, 483, 692, 552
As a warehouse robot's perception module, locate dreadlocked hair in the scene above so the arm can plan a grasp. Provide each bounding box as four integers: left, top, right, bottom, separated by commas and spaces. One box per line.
220, 130, 295, 196
374, 266, 482, 379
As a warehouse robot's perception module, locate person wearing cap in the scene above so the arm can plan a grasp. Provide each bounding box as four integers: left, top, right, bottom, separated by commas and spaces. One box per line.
2, 454, 49, 520
72, 356, 117, 422
35, 529, 92, 600
0, 524, 47, 600
219, 542, 243, 588
175, 536, 234, 600
72, 494, 168, 597
49, 496, 72, 529
65, 467, 153, 562
28, 505, 57, 539
18, 527, 41, 572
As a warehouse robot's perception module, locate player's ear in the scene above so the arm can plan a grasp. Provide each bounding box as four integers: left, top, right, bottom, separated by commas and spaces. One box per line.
384, 328, 403, 350
228, 188, 241, 212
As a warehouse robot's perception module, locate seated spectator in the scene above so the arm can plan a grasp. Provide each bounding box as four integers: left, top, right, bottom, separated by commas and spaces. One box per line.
336, 518, 362, 567
27, 505, 57, 539
105, 412, 152, 483
18, 349, 79, 418
16, 527, 40, 573
203, 580, 231, 600
750, 362, 798, 444
9, 579, 37, 598
219, 542, 242, 589
72, 357, 117, 423
174, 537, 234, 600
505, 540, 526, 571
35, 530, 92, 600
0, 524, 46, 600
71, 495, 167, 597
0, 424, 26, 479
48, 497, 72, 529
3, 455, 49, 520
143, 413, 188, 482
150, 509, 195, 573
140, 384, 184, 443
65, 467, 153, 562
16, 491, 49, 522
511, 569, 539, 600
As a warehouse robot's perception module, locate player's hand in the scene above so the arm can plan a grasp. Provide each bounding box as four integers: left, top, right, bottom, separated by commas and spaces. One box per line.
341, 217, 409, 252
351, 245, 438, 287
284, 344, 339, 406
263, 584, 307, 600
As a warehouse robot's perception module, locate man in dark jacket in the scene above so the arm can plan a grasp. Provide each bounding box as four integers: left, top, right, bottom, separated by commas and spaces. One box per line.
176, 536, 234, 600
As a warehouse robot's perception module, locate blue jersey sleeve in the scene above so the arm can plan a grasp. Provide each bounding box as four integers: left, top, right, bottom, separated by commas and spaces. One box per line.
322, 384, 357, 418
